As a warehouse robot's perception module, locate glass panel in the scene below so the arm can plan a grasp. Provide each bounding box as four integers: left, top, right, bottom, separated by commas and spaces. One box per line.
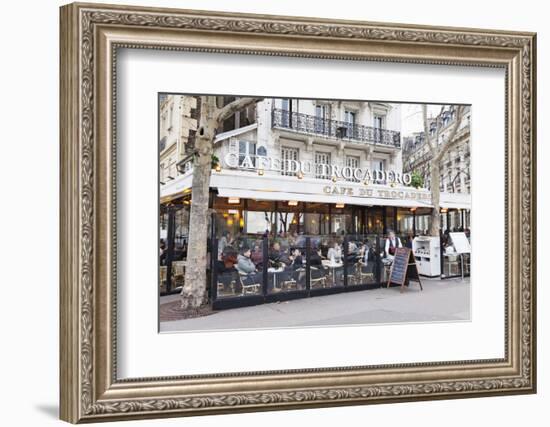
304, 213, 320, 235
415, 213, 432, 236
215, 241, 264, 299
213, 210, 241, 249
321, 235, 344, 288
367, 207, 384, 234
385, 207, 397, 234
267, 236, 306, 294
396, 208, 415, 247
346, 235, 378, 286
244, 211, 271, 235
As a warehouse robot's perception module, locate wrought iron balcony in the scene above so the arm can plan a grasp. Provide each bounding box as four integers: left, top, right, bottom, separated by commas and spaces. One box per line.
271, 108, 401, 148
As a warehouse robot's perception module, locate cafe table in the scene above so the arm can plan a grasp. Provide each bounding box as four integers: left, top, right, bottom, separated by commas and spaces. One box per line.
322, 260, 343, 286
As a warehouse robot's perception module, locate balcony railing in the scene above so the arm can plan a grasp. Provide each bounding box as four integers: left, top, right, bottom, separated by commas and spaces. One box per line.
272, 108, 401, 148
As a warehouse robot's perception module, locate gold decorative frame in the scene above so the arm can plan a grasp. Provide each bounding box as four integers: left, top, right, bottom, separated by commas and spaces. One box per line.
59, 2, 537, 423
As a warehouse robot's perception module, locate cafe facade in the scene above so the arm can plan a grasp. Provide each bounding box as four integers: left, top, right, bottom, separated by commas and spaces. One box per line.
159, 98, 471, 309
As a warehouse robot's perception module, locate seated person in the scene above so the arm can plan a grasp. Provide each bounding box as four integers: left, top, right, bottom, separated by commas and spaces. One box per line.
290, 248, 304, 269
320, 240, 329, 259
327, 242, 342, 262
236, 248, 256, 274
215, 256, 238, 294
250, 244, 264, 268
173, 245, 186, 261
269, 241, 292, 267
309, 248, 324, 268
236, 248, 263, 290
222, 246, 238, 270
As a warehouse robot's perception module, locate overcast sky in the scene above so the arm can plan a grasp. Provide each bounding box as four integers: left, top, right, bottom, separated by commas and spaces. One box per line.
400, 103, 443, 137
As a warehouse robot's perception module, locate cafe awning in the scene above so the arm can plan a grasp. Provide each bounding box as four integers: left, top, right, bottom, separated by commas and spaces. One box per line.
160, 169, 470, 211
216, 187, 433, 209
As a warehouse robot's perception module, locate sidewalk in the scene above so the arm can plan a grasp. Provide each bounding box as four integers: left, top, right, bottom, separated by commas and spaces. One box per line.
160, 276, 470, 333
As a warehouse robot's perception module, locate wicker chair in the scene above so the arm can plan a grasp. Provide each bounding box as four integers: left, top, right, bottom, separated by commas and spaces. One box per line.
159, 266, 167, 291
355, 261, 375, 284
310, 266, 327, 289
238, 272, 262, 295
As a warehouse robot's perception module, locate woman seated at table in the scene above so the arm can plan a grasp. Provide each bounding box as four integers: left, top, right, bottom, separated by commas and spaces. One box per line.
236, 248, 263, 288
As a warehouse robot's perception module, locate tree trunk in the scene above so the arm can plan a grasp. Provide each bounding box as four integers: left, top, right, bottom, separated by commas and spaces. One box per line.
179, 96, 262, 309
180, 133, 213, 308
429, 158, 441, 236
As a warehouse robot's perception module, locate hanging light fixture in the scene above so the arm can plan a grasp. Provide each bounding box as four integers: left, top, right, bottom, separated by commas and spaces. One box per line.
258, 168, 264, 176
335, 203, 345, 209
228, 197, 240, 204
288, 200, 298, 206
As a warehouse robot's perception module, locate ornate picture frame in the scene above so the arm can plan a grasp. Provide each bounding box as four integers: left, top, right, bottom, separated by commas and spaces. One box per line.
60, 2, 536, 423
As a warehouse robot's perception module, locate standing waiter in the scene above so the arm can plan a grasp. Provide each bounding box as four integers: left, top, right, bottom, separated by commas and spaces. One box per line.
384, 230, 402, 261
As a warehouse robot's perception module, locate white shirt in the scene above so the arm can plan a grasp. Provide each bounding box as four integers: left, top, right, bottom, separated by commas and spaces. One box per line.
385, 237, 402, 259
327, 246, 342, 261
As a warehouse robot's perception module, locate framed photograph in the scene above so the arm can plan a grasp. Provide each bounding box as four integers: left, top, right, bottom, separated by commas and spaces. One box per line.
60, 2, 537, 423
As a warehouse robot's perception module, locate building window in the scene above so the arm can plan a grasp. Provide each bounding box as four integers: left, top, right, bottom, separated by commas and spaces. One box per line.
168, 103, 174, 131
372, 158, 385, 172
373, 115, 385, 143
371, 158, 386, 184
315, 151, 331, 179
315, 104, 330, 134
238, 140, 256, 167
344, 110, 356, 138
281, 98, 291, 128
160, 163, 166, 182
160, 113, 167, 133
168, 161, 176, 179
281, 146, 299, 176
345, 155, 360, 182
373, 115, 384, 129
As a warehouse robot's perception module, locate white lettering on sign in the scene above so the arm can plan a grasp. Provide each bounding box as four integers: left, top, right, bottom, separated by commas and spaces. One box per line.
324, 186, 429, 201
223, 153, 414, 187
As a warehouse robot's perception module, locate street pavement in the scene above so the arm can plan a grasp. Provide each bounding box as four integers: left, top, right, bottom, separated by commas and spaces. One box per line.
160, 276, 470, 333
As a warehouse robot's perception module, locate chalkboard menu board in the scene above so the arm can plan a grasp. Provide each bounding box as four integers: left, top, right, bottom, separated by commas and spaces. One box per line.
387, 247, 423, 292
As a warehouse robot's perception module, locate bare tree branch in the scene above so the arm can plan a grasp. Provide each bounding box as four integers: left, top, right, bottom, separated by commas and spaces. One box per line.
433, 105, 465, 163
433, 105, 446, 149
214, 97, 263, 123
421, 104, 435, 152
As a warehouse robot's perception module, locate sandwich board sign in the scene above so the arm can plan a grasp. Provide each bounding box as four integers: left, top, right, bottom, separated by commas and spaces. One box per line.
449, 232, 471, 254
387, 247, 423, 293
